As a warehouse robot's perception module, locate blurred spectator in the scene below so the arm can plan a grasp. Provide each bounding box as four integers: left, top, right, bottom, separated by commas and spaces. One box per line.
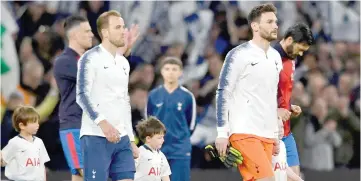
128, 84, 148, 152
129, 63, 155, 90
190, 99, 217, 148
1, 91, 23, 149
302, 98, 342, 171
328, 96, 360, 168
19, 37, 35, 63
32, 26, 64, 73
19, 58, 45, 105
130, 85, 149, 143
292, 81, 311, 109
196, 53, 222, 106
338, 73, 354, 96
79, 1, 108, 41
45, 1, 80, 16
307, 72, 327, 98
190, 99, 222, 169
322, 84, 340, 109
350, 85, 360, 117
16, 2, 56, 49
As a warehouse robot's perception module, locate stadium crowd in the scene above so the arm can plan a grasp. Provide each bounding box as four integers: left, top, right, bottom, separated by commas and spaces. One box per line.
1, 0, 360, 174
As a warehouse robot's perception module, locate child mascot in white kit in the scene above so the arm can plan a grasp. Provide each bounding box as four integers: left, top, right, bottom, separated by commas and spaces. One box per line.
134, 116, 171, 181
273, 118, 304, 181
1, 106, 50, 181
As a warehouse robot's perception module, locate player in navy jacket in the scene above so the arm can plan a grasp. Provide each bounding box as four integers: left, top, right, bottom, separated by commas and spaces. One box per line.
53, 16, 93, 181
146, 57, 196, 181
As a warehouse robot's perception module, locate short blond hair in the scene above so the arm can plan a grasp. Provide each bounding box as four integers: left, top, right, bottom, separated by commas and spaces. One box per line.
96, 10, 121, 40
12, 106, 40, 132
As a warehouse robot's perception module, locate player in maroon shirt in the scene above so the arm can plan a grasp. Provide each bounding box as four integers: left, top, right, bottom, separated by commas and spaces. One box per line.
274, 23, 314, 179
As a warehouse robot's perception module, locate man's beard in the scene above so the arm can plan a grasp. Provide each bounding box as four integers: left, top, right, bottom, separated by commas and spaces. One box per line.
259, 28, 277, 42
286, 44, 297, 59
110, 38, 125, 48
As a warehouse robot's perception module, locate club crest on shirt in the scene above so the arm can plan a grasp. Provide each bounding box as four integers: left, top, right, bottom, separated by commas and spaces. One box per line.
177, 102, 182, 111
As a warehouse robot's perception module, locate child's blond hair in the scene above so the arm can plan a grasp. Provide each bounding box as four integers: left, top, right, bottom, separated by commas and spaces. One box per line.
12, 106, 39, 132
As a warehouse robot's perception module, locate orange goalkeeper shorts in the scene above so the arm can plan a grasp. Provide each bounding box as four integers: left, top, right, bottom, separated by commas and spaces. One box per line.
229, 134, 274, 181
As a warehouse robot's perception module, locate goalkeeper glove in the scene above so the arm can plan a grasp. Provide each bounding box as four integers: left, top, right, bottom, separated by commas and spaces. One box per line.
205, 144, 243, 168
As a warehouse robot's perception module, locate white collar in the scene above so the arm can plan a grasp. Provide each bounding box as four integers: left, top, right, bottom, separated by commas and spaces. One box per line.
99, 44, 120, 59
249, 40, 272, 55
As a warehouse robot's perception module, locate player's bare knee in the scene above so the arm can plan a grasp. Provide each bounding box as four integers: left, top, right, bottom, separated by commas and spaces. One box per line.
71, 172, 83, 181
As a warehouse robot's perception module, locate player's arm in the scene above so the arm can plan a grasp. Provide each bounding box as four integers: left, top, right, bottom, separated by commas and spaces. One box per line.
277, 71, 292, 121
1, 140, 17, 167
186, 92, 197, 135
125, 94, 135, 142
54, 57, 78, 81
125, 94, 139, 157
277, 71, 287, 110
134, 148, 143, 169
286, 167, 304, 181
76, 55, 106, 124
272, 118, 284, 156
290, 104, 302, 117
161, 176, 170, 181
0, 151, 5, 166
44, 168, 47, 181
216, 50, 246, 138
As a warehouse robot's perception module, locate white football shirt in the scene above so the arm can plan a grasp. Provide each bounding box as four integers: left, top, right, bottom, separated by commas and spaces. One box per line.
216, 40, 283, 139
2, 136, 50, 181
134, 145, 171, 181
76, 45, 134, 141
272, 140, 288, 181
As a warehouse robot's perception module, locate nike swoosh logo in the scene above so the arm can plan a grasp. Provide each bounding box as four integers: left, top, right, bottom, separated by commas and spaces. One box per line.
148, 159, 152, 161
156, 103, 163, 107
104, 66, 109, 69
251, 62, 259, 66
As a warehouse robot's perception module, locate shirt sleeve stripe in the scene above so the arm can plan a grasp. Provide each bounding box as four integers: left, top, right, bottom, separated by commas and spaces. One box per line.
77, 49, 99, 121
216, 48, 237, 127
180, 86, 197, 131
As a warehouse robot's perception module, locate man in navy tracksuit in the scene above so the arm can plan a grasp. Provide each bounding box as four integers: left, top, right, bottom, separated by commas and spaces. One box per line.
53, 16, 93, 181
146, 57, 197, 181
